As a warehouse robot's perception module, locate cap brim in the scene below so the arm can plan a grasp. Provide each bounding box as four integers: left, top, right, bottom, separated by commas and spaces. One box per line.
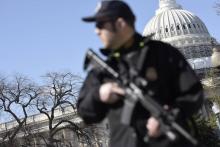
82, 13, 112, 22
82, 11, 117, 23
82, 16, 96, 22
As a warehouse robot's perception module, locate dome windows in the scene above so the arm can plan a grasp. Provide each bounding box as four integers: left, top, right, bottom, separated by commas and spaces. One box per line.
177, 24, 180, 30
188, 24, 194, 33
182, 24, 186, 29
144, 9, 211, 40
170, 24, 174, 31
182, 23, 188, 34
188, 24, 191, 28
154, 22, 208, 39
193, 24, 196, 28
170, 24, 175, 36
176, 24, 181, 35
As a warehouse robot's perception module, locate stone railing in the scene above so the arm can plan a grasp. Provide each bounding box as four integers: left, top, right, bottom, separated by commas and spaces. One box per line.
0, 105, 79, 133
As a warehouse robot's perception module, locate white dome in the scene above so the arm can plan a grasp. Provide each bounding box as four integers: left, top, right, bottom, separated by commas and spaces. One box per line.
144, 9, 210, 41
143, 0, 217, 59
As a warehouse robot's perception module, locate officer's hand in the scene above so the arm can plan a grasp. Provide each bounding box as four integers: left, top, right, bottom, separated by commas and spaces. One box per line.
146, 117, 160, 138
99, 82, 125, 104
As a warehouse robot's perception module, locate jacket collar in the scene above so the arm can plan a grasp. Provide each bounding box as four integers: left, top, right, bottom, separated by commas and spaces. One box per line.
99, 32, 144, 57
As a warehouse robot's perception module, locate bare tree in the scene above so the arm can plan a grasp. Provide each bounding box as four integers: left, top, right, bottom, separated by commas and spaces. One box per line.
0, 72, 107, 147
0, 75, 41, 146
34, 72, 85, 147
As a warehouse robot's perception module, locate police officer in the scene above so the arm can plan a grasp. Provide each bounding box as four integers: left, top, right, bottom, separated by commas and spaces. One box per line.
77, 1, 204, 147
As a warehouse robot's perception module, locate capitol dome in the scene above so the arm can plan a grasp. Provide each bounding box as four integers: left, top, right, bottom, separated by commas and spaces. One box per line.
143, 0, 218, 60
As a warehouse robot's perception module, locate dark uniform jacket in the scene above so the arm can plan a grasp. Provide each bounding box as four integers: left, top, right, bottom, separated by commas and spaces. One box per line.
77, 33, 204, 147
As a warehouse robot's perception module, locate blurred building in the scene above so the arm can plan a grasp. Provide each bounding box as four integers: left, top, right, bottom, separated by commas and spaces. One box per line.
143, 0, 218, 77
0, 106, 109, 147
143, 0, 220, 117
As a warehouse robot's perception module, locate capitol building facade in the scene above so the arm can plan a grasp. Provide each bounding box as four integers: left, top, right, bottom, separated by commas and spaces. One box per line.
143, 0, 219, 78
143, 0, 220, 118
144, 0, 220, 99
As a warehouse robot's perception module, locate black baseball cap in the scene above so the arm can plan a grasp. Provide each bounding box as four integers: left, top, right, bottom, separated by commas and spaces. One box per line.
82, 0, 135, 23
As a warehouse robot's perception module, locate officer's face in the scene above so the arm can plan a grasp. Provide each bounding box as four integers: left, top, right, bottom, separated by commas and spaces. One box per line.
95, 19, 121, 49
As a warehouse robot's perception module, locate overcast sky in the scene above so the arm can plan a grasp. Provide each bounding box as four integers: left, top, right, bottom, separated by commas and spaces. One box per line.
0, 0, 219, 81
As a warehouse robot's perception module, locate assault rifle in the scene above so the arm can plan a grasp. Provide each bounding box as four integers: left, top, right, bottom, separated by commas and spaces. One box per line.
83, 48, 199, 146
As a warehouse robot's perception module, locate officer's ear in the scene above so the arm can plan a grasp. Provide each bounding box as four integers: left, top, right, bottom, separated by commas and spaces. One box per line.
115, 17, 127, 30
